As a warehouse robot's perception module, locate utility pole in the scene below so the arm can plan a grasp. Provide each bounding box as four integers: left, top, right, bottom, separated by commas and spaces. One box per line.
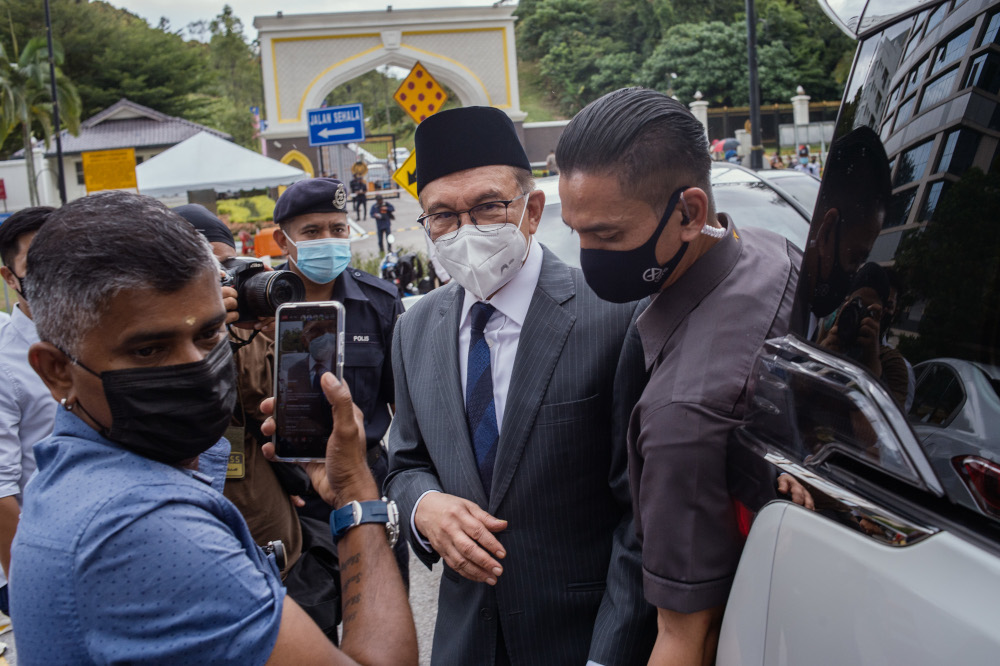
44, 0, 66, 204
745, 0, 763, 170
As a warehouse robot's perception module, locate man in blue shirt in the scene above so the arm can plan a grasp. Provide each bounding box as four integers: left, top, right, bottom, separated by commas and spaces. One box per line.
10, 191, 416, 664
0, 207, 56, 613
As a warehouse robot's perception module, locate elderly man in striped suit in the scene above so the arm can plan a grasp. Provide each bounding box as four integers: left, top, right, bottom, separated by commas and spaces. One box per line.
385, 106, 655, 665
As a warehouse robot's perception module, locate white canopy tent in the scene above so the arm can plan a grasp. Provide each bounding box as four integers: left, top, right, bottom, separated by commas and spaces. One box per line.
136, 131, 308, 197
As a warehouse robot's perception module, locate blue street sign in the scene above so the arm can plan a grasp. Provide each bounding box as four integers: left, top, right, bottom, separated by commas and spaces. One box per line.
308, 104, 365, 146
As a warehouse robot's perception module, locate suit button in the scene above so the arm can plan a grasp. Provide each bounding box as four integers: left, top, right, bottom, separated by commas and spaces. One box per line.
480, 608, 493, 621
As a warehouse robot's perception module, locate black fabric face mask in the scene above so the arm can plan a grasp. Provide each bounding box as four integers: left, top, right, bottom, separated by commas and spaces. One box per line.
10, 271, 27, 302
811, 223, 854, 317
580, 187, 690, 303
69, 339, 237, 465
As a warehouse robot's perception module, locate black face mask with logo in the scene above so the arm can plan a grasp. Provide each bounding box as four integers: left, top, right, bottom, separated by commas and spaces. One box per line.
580, 186, 689, 303
67, 339, 237, 465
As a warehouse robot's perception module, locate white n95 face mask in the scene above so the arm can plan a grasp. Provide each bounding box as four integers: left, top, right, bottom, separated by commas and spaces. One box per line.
433, 196, 530, 301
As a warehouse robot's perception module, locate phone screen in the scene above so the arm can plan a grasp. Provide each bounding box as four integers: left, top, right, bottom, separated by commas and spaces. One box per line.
273, 301, 345, 461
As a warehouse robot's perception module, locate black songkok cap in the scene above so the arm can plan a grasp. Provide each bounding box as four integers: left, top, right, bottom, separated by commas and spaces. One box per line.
173, 204, 235, 249
273, 178, 348, 225
415, 106, 530, 194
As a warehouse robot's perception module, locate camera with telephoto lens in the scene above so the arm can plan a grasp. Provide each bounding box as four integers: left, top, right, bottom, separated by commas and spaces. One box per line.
837, 297, 878, 347
220, 257, 305, 322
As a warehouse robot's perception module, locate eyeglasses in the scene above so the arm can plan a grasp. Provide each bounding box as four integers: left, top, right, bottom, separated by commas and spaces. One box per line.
418, 192, 529, 241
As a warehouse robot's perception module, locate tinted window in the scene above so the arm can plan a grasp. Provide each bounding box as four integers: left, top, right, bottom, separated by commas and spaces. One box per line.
905, 58, 928, 97
895, 96, 917, 129
919, 68, 959, 112
936, 128, 979, 174
789, 0, 1000, 517
965, 52, 1000, 94
920, 180, 950, 220
759, 173, 821, 211
886, 186, 918, 227
926, 2, 951, 34
894, 139, 934, 186
909, 364, 965, 426
980, 11, 1000, 46
711, 182, 809, 249
930, 26, 973, 75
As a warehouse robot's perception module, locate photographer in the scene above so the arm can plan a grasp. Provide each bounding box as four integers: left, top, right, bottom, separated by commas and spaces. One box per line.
10, 191, 416, 664
818, 262, 909, 408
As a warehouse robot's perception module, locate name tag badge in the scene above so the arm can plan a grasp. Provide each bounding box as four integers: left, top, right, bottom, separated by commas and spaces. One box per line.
224, 425, 246, 479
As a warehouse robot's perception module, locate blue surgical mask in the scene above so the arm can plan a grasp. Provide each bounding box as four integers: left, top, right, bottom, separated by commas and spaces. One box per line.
308, 332, 337, 363
286, 237, 351, 284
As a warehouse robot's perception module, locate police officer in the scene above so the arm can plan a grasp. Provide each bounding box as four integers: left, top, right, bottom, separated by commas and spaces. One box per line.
271, 178, 408, 584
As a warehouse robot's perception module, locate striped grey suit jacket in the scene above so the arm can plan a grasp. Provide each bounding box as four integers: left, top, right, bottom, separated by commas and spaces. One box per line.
385, 246, 656, 665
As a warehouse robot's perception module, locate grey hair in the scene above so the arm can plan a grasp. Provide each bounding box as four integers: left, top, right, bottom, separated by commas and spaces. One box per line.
27, 191, 218, 356
514, 167, 535, 195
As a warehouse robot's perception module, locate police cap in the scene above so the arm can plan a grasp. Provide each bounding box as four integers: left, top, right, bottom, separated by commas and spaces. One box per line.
273, 177, 349, 225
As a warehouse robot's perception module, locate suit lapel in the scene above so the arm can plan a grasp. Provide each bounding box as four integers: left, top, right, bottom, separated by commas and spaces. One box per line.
490, 249, 576, 513
430, 284, 489, 507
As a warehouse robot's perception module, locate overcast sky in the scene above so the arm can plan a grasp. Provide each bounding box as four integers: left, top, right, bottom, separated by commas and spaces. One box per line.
109, 1, 506, 37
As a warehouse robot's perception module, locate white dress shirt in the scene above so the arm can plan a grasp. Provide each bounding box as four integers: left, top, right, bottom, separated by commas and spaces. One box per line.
0, 305, 57, 586
411, 240, 543, 548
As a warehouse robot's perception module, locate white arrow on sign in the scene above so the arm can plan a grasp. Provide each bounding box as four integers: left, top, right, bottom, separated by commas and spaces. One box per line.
318, 127, 354, 138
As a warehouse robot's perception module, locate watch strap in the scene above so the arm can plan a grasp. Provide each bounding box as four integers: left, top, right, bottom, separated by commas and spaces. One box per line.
330, 498, 399, 547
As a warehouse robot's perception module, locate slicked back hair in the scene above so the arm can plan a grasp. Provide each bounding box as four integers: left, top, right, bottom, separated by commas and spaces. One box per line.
0, 206, 55, 268
27, 191, 217, 356
557, 87, 712, 213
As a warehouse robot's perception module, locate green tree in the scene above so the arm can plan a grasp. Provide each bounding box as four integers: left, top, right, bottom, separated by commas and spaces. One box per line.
3, 1, 214, 120
194, 5, 263, 148
639, 22, 746, 105
0, 35, 80, 205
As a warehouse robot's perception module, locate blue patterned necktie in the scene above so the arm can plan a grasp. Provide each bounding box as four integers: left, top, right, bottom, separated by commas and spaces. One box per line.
466, 302, 499, 496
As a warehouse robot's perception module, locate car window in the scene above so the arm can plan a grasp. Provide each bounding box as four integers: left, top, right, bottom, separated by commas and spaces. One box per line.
712, 182, 809, 250
784, 0, 1000, 518
909, 363, 966, 426
760, 173, 821, 211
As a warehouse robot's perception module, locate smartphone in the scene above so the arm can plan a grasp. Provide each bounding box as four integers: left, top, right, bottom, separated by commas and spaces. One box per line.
273, 301, 345, 461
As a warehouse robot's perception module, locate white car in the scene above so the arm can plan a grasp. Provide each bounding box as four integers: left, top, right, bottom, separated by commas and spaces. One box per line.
718, 0, 1000, 663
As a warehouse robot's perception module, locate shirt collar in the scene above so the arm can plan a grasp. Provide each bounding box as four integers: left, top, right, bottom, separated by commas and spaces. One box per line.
44, 407, 223, 487
11, 304, 39, 344
460, 237, 543, 327
637, 214, 743, 369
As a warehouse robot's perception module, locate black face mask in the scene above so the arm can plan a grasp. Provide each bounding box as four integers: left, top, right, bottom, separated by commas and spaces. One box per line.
580, 187, 690, 303
10, 271, 27, 302
810, 223, 854, 317
68, 339, 237, 465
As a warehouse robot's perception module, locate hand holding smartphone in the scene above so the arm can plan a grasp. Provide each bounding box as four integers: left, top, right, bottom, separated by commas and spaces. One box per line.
273, 301, 345, 461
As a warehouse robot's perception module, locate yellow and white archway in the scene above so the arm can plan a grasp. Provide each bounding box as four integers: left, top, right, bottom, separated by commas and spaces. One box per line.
255, 5, 524, 140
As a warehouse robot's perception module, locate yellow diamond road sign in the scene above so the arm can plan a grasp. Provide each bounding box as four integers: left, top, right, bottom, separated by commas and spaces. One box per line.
392, 151, 418, 200
394, 62, 447, 124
